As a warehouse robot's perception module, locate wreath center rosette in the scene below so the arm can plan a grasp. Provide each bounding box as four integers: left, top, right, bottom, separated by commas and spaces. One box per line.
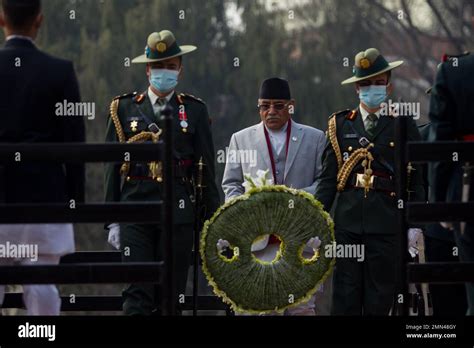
200, 172, 335, 314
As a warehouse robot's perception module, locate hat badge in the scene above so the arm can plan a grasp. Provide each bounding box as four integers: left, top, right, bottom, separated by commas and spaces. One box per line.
359, 57, 371, 69
156, 42, 167, 53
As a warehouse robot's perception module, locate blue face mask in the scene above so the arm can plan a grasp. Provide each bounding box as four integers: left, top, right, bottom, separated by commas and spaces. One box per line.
358, 85, 387, 108
149, 69, 179, 93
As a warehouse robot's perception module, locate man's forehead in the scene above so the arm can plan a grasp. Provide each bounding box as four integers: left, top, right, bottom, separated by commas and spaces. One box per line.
149, 57, 181, 67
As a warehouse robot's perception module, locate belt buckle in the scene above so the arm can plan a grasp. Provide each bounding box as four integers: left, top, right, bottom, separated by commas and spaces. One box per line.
359, 137, 370, 148
355, 173, 374, 189
148, 123, 160, 133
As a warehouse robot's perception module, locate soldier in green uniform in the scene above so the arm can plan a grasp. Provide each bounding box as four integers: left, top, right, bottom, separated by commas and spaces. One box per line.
419, 53, 470, 316
428, 50, 474, 315
104, 30, 220, 315
315, 48, 425, 315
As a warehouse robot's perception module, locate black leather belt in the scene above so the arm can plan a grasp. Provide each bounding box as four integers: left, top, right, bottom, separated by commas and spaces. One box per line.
128, 160, 193, 180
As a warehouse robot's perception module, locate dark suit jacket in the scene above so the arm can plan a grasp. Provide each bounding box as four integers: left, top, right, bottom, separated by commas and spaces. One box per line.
428, 53, 474, 204
0, 38, 85, 203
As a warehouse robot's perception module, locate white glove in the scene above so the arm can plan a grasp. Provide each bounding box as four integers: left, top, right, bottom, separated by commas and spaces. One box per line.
250, 234, 270, 252
306, 237, 322, 250
216, 239, 230, 253
302, 236, 322, 255
440, 222, 454, 230
107, 223, 120, 250
408, 228, 422, 258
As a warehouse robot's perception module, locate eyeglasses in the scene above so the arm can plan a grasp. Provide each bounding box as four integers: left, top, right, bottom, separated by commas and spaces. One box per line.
257, 102, 291, 112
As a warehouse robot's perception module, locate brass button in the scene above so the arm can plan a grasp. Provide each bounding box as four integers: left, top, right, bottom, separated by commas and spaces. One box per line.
390, 192, 396, 197
348, 146, 353, 152
126, 176, 131, 182
389, 141, 395, 147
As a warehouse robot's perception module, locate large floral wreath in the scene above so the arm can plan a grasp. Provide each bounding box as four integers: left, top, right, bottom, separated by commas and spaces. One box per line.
200, 171, 335, 314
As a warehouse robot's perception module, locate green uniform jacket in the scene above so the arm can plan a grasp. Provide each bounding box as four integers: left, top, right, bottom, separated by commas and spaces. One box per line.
104, 91, 221, 226
315, 107, 425, 235
428, 53, 474, 203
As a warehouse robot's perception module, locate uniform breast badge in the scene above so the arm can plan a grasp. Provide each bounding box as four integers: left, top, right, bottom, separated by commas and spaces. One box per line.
130, 120, 138, 132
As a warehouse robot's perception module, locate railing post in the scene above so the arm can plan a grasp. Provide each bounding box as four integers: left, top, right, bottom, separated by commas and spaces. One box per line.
160, 104, 175, 316
394, 116, 409, 315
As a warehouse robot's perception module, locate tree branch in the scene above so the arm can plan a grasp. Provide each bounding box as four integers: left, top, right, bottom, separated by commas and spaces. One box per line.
426, 0, 465, 52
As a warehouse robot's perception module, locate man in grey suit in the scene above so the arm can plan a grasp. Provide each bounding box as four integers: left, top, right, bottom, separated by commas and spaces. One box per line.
222, 77, 330, 315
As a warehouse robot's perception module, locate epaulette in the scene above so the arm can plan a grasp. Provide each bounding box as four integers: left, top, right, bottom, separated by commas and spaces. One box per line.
133, 93, 146, 104
178, 93, 206, 105
442, 51, 470, 62
113, 91, 137, 101
437, 51, 471, 71
329, 109, 353, 120
346, 109, 358, 120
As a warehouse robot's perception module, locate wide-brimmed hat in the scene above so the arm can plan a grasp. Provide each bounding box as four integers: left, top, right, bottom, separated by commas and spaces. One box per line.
132, 30, 197, 64
341, 48, 403, 85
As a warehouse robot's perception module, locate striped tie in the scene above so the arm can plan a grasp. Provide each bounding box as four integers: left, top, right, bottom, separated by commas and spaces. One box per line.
154, 98, 165, 116
366, 113, 378, 136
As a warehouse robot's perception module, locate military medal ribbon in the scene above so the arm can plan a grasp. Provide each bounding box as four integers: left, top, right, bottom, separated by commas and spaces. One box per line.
179, 108, 188, 132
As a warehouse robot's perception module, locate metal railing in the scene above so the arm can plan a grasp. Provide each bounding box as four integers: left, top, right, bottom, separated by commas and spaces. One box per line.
1, 251, 230, 313
0, 110, 178, 314
395, 116, 474, 315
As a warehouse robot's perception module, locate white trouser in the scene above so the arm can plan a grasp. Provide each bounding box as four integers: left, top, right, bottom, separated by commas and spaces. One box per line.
0, 255, 61, 315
